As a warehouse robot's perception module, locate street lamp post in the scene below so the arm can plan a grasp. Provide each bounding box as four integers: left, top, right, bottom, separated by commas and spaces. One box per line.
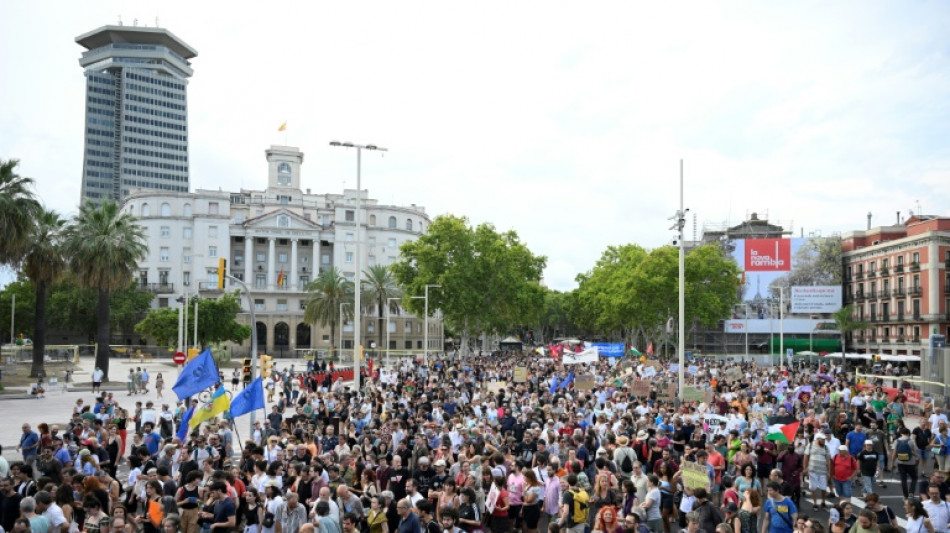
669, 160, 687, 399
424, 284, 441, 365
744, 304, 750, 359
386, 297, 400, 368
330, 141, 388, 393
225, 275, 258, 431
339, 302, 350, 362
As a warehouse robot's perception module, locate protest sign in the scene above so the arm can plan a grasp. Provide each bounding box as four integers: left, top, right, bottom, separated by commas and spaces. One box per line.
641, 366, 657, 379
681, 461, 711, 491
683, 385, 705, 402
513, 367, 528, 383
487, 381, 507, 394
631, 380, 651, 398
575, 374, 596, 391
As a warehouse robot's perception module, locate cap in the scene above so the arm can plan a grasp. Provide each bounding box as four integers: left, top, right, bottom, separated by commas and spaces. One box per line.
864, 441, 873, 446
815, 433, 826, 441
79, 449, 91, 457
838, 445, 848, 451
434, 460, 447, 467
637, 431, 648, 440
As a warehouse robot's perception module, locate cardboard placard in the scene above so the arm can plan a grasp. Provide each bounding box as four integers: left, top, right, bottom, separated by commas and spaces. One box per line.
657, 382, 675, 400
645, 359, 663, 369
513, 366, 528, 383
487, 381, 507, 394
575, 374, 596, 391
640, 366, 657, 379
681, 461, 711, 491
631, 380, 651, 398
725, 367, 742, 380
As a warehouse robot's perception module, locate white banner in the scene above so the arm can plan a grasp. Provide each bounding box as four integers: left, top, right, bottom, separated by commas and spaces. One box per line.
724, 318, 838, 334
791, 286, 842, 313
562, 348, 599, 365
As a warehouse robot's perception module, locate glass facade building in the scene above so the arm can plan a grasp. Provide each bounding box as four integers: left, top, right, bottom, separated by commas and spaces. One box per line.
76, 26, 197, 205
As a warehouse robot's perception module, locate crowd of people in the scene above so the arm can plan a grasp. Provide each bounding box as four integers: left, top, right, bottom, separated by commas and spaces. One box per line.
3, 352, 949, 533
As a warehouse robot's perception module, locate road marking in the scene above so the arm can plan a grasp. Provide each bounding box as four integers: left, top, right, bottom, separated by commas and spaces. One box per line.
802, 496, 907, 529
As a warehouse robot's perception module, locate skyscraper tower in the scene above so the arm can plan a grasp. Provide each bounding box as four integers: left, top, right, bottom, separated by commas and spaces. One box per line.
76, 25, 197, 205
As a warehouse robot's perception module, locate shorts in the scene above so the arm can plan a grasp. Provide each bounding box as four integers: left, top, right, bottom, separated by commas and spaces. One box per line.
808, 473, 828, 491
93, 381, 101, 388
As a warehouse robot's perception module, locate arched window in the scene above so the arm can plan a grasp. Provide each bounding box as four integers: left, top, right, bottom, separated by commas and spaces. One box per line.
141, 203, 150, 217
369, 214, 376, 226
388, 216, 397, 229
405, 219, 413, 231
183, 203, 192, 217
160, 203, 171, 217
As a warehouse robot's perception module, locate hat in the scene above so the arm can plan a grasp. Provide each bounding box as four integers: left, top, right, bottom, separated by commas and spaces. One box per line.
617, 436, 630, 446
434, 459, 447, 467
597, 448, 608, 456
725, 502, 739, 513
637, 431, 648, 440
814, 433, 826, 441
838, 445, 848, 451
864, 441, 873, 446
79, 449, 91, 457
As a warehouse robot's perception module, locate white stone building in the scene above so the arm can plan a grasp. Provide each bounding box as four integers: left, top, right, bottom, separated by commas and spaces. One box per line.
121, 145, 439, 357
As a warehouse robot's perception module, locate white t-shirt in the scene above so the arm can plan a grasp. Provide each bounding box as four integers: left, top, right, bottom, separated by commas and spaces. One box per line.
930, 414, 948, 433
43, 503, 67, 529
92, 369, 104, 382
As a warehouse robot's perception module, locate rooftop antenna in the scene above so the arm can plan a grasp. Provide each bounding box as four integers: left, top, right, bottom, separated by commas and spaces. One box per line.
155, 16, 159, 27
117, 15, 123, 25
916, 199, 922, 215
133, 18, 138, 27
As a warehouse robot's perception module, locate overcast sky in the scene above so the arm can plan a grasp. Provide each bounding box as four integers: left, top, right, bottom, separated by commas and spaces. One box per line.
2, 1, 950, 291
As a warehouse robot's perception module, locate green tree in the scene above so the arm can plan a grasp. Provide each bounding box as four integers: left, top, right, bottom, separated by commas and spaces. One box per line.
833, 304, 867, 368
361, 264, 401, 355
22, 209, 67, 377
63, 201, 147, 379
535, 289, 578, 343
303, 267, 353, 357
46, 277, 154, 341
0, 277, 36, 342
392, 215, 546, 354
134, 307, 179, 346
0, 159, 40, 266
135, 293, 250, 347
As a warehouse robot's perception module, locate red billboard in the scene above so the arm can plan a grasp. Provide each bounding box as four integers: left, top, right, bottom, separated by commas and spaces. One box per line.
744, 238, 792, 272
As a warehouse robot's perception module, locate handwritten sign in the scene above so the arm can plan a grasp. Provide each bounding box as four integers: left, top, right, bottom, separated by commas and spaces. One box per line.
513, 366, 528, 383
645, 360, 663, 370
657, 382, 675, 401
631, 380, 651, 398
575, 374, 596, 391
687, 365, 700, 375
487, 381, 507, 394
641, 366, 657, 379
681, 461, 711, 491
683, 385, 705, 403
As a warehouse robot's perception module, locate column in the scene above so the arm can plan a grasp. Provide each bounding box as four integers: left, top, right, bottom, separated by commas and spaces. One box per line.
312, 238, 321, 277
290, 239, 299, 290
244, 233, 253, 285
267, 237, 276, 289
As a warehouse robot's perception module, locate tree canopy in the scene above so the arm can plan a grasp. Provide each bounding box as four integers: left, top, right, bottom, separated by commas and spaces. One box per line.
391, 215, 547, 353
135, 293, 251, 347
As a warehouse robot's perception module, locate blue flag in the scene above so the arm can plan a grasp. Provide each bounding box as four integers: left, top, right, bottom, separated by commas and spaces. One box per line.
176, 406, 194, 441
230, 377, 265, 418
559, 370, 574, 390
549, 375, 560, 395
172, 348, 219, 400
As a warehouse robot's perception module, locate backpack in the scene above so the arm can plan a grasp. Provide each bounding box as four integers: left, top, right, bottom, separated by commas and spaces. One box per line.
620, 450, 635, 474
568, 488, 590, 525
896, 439, 912, 462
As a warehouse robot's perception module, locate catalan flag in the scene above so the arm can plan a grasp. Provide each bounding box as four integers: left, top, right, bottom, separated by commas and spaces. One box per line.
278, 122, 287, 132
189, 384, 230, 428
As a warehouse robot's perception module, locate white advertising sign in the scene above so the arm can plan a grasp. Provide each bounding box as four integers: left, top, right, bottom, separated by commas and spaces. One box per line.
791, 286, 842, 313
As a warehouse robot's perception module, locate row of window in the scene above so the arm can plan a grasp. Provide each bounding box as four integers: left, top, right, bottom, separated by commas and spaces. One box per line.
123, 114, 187, 132
122, 135, 187, 152
88, 74, 115, 85
125, 82, 185, 102
120, 168, 188, 183
126, 70, 186, 92
85, 170, 113, 180
124, 103, 186, 122
87, 106, 114, 117
121, 156, 187, 173
87, 159, 114, 169
87, 138, 113, 148
87, 117, 114, 128
88, 85, 115, 97
86, 148, 113, 159
123, 125, 187, 142
86, 127, 114, 138
126, 92, 186, 111
123, 147, 188, 162
141, 202, 202, 217
120, 179, 187, 192
88, 96, 114, 106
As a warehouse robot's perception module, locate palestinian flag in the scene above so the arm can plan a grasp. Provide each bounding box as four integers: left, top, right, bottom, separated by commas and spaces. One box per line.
765, 421, 800, 444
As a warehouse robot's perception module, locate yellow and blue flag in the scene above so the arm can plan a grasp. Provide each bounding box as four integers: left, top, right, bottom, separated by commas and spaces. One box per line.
189, 384, 230, 428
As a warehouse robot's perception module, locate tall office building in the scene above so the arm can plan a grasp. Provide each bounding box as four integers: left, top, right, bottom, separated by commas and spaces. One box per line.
76, 25, 197, 205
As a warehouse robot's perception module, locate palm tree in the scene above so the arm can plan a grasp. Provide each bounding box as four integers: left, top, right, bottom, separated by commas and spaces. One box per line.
362, 264, 401, 356
63, 201, 147, 380
22, 209, 67, 378
303, 267, 353, 358
0, 159, 40, 265
833, 304, 868, 373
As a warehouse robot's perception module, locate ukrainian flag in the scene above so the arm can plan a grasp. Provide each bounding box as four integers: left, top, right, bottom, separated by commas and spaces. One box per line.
189, 385, 230, 428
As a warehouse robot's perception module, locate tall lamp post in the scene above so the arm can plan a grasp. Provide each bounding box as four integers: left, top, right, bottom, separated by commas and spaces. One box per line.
225, 275, 258, 431
386, 297, 400, 368
339, 302, 350, 362
669, 160, 687, 399
413, 285, 441, 366
330, 141, 387, 393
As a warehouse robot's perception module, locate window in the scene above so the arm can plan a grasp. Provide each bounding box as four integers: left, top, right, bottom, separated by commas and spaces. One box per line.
256, 252, 266, 263
278, 195, 291, 205
322, 253, 330, 265
158, 298, 168, 308
369, 254, 376, 265
389, 340, 397, 349
404, 321, 412, 333
254, 299, 265, 311
159, 270, 169, 285
417, 340, 423, 349
345, 232, 354, 242
141, 203, 150, 217
345, 210, 355, 222
278, 253, 288, 264
302, 256, 309, 264
159, 247, 169, 262
208, 226, 218, 238
183, 271, 191, 286
388, 216, 397, 229
405, 341, 412, 349
897, 255, 904, 266
208, 246, 218, 257
183, 203, 192, 217
208, 269, 219, 285
183, 227, 192, 239
299, 275, 309, 286
914, 274, 920, 289
344, 320, 354, 333
160, 226, 170, 238
209, 202, 219, 215
345, 252, 354, 263
278, 215, 290, 227
388, 238, 397, 248
368, 322, 375, 333
913, 251, 920, 264
388, 320, 396, 333
277, 162, 291, 185
344, 340, 354, 349
183, 247, 192, 263
160, 203, 171, 217
139, 270, 148, 285
882, 258, 888, 269
406, 219, 413, 231
255, 274, 266, 288
913, 299, 921, 317
277, 299, 288, 311
299, 300, 307, 310
370, 214, 376, 226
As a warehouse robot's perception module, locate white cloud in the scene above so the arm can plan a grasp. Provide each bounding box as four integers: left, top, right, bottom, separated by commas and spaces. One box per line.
2, 1, 950, 291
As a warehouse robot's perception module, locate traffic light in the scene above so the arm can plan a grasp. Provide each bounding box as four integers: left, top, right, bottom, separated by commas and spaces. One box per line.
242, 357, 252, 384
217, 258, 227, 289
260, 354, 273, 379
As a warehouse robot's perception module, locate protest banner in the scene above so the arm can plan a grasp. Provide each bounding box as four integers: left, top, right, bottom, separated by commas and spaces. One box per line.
657, 382, 675, 400
683, 385, 705, 403
513, 366, 528, 383
631, 380, 651, 398
644, 359, 663, 369
640, 366, 657, 379
487, 381, 507, 394
681, 461, 711, 491
575, 374, 596, 391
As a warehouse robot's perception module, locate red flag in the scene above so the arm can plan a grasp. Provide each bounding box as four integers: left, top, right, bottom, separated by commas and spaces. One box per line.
647, 342, 654, 356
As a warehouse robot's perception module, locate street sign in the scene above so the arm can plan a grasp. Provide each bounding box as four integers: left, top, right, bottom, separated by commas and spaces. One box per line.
173, 352, 186, 365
